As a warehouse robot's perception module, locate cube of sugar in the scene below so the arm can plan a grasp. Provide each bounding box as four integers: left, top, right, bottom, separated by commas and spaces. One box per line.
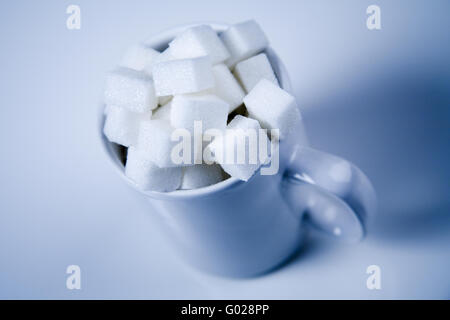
220, 20, 268, 68
121, 43, 160, 75
137, 120, 184, 167
103, 105, 151, 147
152, 101, 172, 121
234, 53, 278, 92
169, 25, 230, 64
243, 79, 300, 140
125, 146, 182, 192
206, 115, 270, 181
153, 57, 214, 96
210, 64, 245, 112
180, 164, 224, 189
171, 94, 229, 133
104, 67, 158, 113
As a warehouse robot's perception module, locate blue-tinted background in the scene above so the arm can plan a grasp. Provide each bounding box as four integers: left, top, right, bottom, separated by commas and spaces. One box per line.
0, 0, 449, 299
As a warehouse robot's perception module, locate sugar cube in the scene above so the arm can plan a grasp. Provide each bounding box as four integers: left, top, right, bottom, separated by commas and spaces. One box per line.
209, 64, 245, 112
169, 25, 230, 65
152, 101, 172, 121
180, 164, 224, 189
137, 119, 189, 167
206, 115, 270, 181
120, 43, 160, 75
171, 94, 229, 133
243, 79, 300, 140
234, 53, 278, 92
220, 20, 268, 68
125, 146, 182, 192
152, 57, 214, 96
103, 105, 151, 147
104, 67, 158, 113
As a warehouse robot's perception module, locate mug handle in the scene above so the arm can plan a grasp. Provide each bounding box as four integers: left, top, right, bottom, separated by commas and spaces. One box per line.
281, 145, 377, 243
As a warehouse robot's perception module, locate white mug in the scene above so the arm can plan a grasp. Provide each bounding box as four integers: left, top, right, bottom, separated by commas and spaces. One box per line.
100, 23, 376, 277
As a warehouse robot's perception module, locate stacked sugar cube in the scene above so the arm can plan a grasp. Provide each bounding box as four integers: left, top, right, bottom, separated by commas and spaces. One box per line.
103, 20, 301, 192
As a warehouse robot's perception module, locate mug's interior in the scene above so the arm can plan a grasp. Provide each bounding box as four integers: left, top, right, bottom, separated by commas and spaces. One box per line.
100, 23, 291, 199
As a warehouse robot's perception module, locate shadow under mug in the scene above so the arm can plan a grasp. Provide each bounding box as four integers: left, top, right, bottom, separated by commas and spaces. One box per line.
100, 23, 377, 277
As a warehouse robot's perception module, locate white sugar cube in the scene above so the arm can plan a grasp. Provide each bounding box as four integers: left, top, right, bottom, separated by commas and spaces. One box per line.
171, 94, 229, 133
180, 164, 224, 189
234, 53, 278, 92
103, 105, 151, 147
120, 44, 160, 75
125, 146, 182, 192
243, 79, 300, 140
104, 67, 158, 113
210, 64, 245, 112
220, 20, 268, 68
136, 120, 182, 167
169, 25, 230, 64
153, 57, 214, 96
206, 115, 270, 181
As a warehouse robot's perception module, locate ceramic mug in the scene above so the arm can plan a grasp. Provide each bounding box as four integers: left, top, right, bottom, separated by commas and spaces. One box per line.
100, 23, 376, 277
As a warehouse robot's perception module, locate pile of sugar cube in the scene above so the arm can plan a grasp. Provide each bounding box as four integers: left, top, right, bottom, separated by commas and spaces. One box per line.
103, 20, 300, 192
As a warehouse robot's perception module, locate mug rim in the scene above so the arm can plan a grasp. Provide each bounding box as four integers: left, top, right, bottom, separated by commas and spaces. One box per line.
99, 22, 293, 200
